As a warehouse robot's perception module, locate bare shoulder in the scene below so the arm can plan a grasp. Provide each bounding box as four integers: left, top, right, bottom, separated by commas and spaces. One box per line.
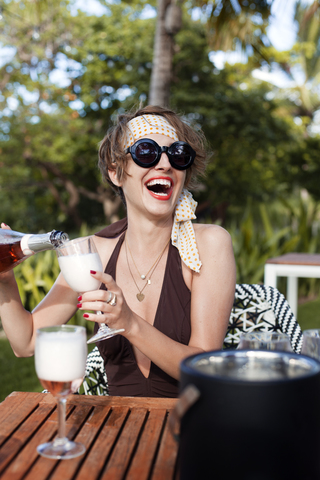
191, 223, 236, 292
193, 223, 233, 251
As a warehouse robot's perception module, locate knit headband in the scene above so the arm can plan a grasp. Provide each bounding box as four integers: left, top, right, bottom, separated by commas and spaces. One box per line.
123, 114, 179, 149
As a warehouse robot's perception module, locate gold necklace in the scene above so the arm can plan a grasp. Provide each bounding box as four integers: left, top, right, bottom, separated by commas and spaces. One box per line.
127, 236, 170, 280
125, 237, 170, 302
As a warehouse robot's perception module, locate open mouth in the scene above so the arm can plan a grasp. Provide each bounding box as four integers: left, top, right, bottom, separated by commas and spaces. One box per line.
146, 178, 172, 197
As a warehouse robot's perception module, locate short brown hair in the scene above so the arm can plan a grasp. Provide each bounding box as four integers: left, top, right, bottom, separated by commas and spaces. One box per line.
98, 105, 208, 197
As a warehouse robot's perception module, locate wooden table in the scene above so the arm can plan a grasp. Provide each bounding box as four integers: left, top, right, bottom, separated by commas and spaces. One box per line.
264, 253, 320, 318
0, 391, 179, 480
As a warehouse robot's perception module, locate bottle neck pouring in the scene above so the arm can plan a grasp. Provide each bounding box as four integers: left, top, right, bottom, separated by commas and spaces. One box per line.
21, 230, 69, 255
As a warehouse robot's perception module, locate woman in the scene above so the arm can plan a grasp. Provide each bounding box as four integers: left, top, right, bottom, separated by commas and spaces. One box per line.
0, 105, 236, 398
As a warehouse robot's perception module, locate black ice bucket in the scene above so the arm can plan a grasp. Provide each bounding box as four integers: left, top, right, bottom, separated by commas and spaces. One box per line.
178, 349, 320, 480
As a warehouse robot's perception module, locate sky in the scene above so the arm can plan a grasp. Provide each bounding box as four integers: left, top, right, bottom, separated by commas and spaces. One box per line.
268, 0, 299, 50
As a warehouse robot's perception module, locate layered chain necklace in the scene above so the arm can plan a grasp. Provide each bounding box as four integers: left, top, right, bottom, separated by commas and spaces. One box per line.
125, 236, 170, 302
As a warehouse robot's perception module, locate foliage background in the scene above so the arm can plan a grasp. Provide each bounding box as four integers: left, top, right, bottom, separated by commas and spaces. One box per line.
1, 0, 320, 400
1, 0, 320, 308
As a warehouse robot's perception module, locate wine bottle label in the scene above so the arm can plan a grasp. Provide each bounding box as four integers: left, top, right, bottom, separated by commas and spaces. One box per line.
20, 235, 34, 256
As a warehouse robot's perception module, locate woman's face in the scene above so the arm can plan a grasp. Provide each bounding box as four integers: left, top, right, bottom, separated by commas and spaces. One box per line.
111, 133, 186, 221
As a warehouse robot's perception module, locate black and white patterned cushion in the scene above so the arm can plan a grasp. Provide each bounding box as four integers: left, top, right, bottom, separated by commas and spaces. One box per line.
224, 284, 303, 352
82, 346, 108, 396
82, 284, 303, 395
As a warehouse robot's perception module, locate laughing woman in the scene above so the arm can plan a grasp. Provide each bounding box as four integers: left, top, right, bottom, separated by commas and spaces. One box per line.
85, 105, 236, 397
0, 104, 236, 398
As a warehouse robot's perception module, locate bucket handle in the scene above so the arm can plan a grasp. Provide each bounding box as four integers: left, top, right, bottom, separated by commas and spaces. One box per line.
169, 384, 201, 441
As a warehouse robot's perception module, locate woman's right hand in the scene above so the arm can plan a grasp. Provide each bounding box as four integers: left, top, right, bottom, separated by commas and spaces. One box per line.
1, 222, 11, 231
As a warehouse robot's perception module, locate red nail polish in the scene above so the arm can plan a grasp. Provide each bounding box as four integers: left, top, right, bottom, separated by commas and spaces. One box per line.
78, 295, 82, 301
77, 303, 82, 308
83, 314, 89, 318
90, 270, 96, 274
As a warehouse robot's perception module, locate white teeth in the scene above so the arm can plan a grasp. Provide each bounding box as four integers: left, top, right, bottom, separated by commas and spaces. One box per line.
146, 179, 171, 188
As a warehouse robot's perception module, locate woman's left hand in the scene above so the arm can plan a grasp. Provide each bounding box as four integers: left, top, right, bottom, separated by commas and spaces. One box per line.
77, 271, 132, 334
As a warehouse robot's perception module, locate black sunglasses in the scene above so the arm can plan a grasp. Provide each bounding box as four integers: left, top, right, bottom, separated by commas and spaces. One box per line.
125, 138, 196, 170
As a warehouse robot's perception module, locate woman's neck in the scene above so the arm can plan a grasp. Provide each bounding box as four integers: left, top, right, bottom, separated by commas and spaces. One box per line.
125, 213, 173, 255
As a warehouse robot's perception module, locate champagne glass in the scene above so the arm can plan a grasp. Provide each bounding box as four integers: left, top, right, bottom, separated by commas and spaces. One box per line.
237, 332, 293, 352
301, 329, 320, 360
56, 236, 124, 344
35, 325, 87, 459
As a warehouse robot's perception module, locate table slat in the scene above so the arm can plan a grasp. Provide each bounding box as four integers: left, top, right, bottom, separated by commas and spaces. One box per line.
266, 253, 320, 266
76, 406, 130, 480
0, 403, 55, 476
126, 408, 167, 480
0, 406, 66, 480
49, 405, 111, 480
0, 393, 44, 447
0, 393, 178, 480
23, 404, 91, 480
151, 420, 179, 480
100, 408, 148, 480
55, 393, 177, 410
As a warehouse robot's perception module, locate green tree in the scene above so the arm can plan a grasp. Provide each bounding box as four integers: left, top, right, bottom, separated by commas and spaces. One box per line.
167, 16, 304, 221
0, 0, 154, 230
194, 0, 272, 55
148, 0, 275, 107
288, 135, 320, 203
0, 0, 311, 230
258, 1, 320, 123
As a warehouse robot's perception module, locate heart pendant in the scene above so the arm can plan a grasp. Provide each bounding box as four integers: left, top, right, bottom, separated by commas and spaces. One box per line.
136, 293, 145, 302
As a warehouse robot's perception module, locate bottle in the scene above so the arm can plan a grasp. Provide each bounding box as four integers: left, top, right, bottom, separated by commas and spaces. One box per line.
0, 229, 69, 274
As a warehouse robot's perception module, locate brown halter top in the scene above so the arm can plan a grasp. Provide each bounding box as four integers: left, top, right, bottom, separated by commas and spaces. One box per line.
94, 218, 191, 397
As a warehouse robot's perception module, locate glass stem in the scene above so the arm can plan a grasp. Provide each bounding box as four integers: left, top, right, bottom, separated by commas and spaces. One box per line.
97, 311, 108, 330
57, 397, 67, 442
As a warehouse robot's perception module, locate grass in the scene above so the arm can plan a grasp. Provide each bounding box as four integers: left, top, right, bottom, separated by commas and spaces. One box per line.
0, 298, 319, 402
298, 296, 320, 331
0, 337, 43, 401
0, 337, 96, 402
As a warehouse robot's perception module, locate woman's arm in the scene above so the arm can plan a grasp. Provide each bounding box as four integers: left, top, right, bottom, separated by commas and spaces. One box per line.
0, 228, 117, 358
0, 271, 79, 357
80, 225, 236, 380
188, 224, 236, 351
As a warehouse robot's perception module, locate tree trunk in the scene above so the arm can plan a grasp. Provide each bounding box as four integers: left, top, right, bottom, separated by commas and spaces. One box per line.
149, 0, 175, 107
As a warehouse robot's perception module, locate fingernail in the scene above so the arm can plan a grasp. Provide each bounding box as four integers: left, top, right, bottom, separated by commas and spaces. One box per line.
90, 270, 96, 274
83, 314, 89, 318
2, 223, 7, 227
77, 303, 82, 308
78, 295, 82, 301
